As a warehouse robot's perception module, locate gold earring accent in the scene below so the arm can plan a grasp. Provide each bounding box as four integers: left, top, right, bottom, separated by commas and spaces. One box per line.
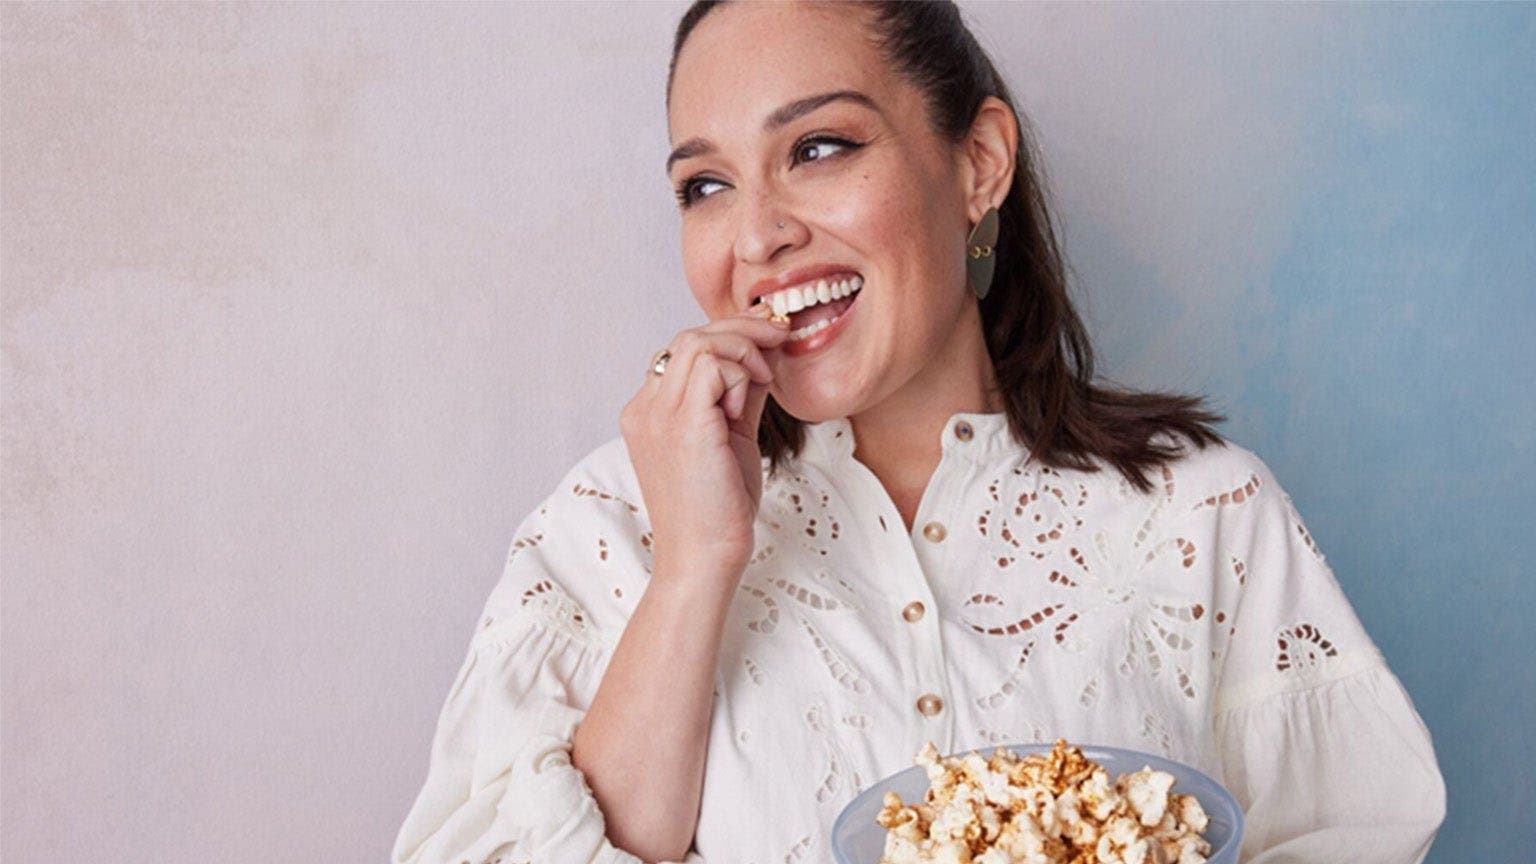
966, 206, 1000, 300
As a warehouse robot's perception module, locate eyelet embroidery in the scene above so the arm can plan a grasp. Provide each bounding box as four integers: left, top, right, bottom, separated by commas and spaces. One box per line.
516, 579, 604, 648
960, 595, 1066, 638
569, 481, 641, 513
805, 702, 864, 802
784, 835, 815, 863
743, 655, 767, 685
1278, 488, 1328, 564
504, 529, 545, 565
1078, 675, 1100, 709
1275, 622, 1339, 674
1139, 710, 1175, 757
762, 471, 843, 558
766, 574, 855, 611
794, 611, 870, 694
977, 719, 1046, 746
571, 479, 664, 573
976, 639, 1036, 709
977, 464, 1089, 568
1191, 472, 1262, 509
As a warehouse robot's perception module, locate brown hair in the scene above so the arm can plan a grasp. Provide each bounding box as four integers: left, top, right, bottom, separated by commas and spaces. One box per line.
668, 0, 1227, 494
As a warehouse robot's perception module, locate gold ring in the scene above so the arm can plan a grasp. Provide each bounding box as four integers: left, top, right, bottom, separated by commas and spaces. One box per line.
650, 348, 672, 376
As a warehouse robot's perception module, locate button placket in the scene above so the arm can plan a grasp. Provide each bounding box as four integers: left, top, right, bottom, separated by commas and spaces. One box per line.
841, 445, 955, 753
904, 448, 967, 753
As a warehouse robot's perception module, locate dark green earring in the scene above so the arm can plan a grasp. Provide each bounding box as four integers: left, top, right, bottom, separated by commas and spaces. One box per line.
966, 206, 999, 300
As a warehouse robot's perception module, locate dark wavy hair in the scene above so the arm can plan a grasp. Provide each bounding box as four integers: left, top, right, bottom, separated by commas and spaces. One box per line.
668, 0, 1227, 494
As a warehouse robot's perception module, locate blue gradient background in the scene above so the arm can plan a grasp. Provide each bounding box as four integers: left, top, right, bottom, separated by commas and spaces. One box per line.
962, 2, 1534, 860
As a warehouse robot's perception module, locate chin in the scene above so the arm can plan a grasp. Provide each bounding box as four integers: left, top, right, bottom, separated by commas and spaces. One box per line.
769, 378, 867, 424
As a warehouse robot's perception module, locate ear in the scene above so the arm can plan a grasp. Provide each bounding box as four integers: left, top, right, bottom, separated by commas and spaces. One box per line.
959, 96, 1019, 224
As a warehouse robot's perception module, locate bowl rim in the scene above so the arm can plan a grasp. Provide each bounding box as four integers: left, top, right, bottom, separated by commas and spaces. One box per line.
830, 740, 1244, 861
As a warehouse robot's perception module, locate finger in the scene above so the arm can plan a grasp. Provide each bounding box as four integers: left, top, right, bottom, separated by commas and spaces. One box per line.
683, 352, 752, 423
698, 307, 794, 351
701, 330, 774, 385
731, 375, 773, 439
648, 329, 708, 412
656, 329, 773, 413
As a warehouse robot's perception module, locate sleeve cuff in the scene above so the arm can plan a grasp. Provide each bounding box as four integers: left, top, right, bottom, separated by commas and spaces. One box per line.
497, 700, 704, 864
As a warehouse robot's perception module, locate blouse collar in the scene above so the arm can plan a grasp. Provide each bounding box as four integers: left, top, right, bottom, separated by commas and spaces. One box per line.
800, 410, 1026, 465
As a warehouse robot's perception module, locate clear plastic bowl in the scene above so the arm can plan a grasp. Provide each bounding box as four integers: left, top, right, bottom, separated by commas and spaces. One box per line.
831, 742, 1244, 864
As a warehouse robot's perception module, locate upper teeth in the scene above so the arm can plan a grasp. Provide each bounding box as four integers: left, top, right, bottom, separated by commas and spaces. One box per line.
757, 274, 863, 318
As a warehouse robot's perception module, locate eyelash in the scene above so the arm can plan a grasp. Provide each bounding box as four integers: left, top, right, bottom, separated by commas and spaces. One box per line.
673, 134, 862, 209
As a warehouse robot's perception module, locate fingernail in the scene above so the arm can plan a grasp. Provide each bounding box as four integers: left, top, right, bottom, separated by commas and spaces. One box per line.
748, 301, 773, 318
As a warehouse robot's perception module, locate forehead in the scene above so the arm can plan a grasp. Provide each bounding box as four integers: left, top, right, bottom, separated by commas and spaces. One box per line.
668, 1, 896, 140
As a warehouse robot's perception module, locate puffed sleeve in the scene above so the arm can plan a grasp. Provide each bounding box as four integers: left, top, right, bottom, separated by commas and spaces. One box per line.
391, 439, 709, 864
1208, 450, 1446, 864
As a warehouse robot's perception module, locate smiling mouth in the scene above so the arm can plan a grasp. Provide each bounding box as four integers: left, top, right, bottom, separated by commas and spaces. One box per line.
752, 274, 863, 338
783, 289, 859, 341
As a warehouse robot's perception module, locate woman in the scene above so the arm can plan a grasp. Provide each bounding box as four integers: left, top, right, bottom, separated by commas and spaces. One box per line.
392, 2, 1446, 862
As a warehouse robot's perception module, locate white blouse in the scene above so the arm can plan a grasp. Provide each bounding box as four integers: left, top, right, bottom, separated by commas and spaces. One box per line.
392, 411, 1445, 864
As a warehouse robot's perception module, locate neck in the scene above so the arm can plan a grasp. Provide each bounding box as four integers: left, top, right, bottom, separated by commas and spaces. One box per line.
849, 300, 1003, 520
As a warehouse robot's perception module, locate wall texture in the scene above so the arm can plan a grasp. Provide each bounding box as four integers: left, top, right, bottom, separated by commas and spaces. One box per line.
2, 2, 1530, 862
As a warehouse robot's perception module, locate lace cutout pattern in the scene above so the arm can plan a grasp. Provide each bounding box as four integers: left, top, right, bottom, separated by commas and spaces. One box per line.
794, 611, 870, 694
784, 835, 814, 864
504, 529, 545, 566
805, 702, 863, 801
1278, 489, 1328, 564
738, 583, 781, 634
564, 479, 659, 575
977, 718, 1047, 746
767, 575, 854, 612
961, 595, 1066, 638
762, 472, 844, 559
976, 639, 1036, 710
1139, 710, 1175, 757
743, 656, 767, 685
514, 579, 605, 648
1275, 622, 1339, 676
1028, 458, 1241, 702
977, 464, 1089, 567
1191, 473, 1262, 510
810, 567, 864, 611
569, 481, 642, 513
1078, 675, 1100, 709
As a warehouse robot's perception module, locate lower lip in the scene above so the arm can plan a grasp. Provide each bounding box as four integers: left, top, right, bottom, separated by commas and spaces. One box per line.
780, 289, 861, 358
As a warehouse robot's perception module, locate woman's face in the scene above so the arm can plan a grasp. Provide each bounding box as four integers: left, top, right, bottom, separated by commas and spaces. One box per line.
666, 0, 977, 422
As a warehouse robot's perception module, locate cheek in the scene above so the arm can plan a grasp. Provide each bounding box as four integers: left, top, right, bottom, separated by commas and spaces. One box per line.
680, 222, 733, 317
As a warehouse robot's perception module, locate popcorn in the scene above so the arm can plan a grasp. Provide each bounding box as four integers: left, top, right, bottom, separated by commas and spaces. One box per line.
875, 739, 1213, 864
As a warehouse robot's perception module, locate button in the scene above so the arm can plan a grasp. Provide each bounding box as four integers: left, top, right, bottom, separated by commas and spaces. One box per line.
916, 693, 944, 716
922, 521, 947, 543
902, 601, 926, 622
954, 420, 973, 441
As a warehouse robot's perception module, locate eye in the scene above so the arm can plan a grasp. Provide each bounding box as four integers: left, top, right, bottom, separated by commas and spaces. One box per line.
793, 134, 858, 165
675, 176, 726, 209
672, 134, 863, 211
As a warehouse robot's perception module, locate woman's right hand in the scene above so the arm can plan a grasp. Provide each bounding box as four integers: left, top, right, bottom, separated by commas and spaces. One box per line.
620, 304, 792, 587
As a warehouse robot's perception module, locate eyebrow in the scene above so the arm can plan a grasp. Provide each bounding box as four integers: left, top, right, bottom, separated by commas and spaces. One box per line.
666, 89, 882, 174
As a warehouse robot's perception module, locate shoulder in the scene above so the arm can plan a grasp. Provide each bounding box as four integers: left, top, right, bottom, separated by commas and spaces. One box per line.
547, 434, 649, 524
477, 435, 653, 647
565, 434, 643, 494
1148, 430, 1284, 509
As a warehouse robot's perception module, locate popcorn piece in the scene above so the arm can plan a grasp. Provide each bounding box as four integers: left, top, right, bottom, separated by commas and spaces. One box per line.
875, 739, 1211, 864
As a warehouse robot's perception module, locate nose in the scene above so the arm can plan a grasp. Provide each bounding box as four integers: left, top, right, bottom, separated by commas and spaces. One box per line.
733, 187, 807, 264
